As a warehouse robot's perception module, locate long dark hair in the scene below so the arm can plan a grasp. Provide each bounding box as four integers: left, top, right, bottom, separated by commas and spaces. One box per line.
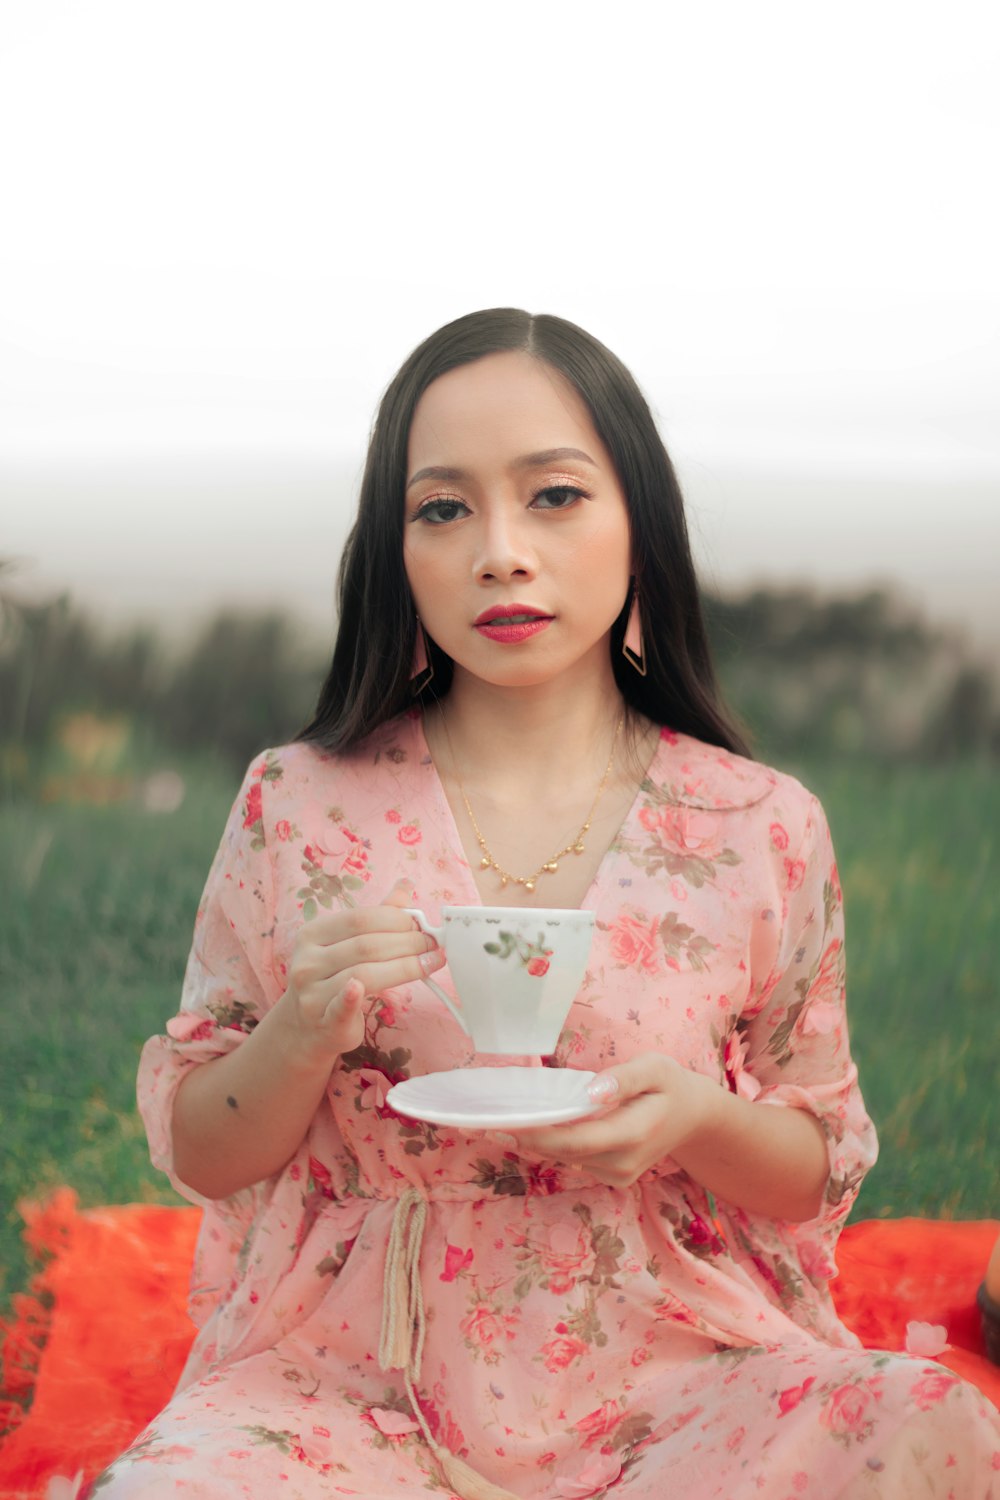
297, 308, 750, 758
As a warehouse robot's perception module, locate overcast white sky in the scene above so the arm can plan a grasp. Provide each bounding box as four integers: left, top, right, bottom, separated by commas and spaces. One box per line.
1, 0, 998, 647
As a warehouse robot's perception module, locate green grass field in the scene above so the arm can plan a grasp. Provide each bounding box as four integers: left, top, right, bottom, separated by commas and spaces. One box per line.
2, 755, 998, 1317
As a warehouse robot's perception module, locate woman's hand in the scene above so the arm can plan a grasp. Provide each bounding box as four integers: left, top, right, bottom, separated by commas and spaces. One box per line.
172, 878, 444, 1202
514, 1053, 713, 1188
274, 877, 445, 1065
511, 1050, 830, 1220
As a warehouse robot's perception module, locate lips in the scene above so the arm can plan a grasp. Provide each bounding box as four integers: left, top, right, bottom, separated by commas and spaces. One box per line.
473, 604, 553, 626
474, 609, 554, 644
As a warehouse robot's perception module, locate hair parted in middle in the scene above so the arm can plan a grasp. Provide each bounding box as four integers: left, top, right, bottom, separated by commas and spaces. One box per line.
297, 307, 749, 759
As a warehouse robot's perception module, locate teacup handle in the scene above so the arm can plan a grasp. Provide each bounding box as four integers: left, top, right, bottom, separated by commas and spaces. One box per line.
405, 908, 470, 1038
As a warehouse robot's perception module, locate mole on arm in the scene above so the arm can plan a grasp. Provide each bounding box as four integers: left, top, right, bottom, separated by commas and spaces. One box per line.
226, 1095, 239, 1111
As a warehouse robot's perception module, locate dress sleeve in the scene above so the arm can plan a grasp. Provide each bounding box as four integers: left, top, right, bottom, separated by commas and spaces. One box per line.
735, 794, 878, 1234
136, 754, 283, 1208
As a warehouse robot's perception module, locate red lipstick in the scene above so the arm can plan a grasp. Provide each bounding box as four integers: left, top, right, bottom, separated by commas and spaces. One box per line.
474, 603, 553, 643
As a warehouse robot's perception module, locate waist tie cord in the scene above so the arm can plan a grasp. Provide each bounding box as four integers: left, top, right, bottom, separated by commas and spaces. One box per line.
379, 1188, 520, 1500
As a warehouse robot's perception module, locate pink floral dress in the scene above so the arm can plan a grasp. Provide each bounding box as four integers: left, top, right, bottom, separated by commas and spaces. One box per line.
98, 715, 1000, 1498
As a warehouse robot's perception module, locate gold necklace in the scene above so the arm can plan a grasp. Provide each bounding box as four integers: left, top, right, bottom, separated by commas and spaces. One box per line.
440, 710, 626, 894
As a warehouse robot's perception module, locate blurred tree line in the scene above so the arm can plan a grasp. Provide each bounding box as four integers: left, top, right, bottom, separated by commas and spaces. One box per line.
703, 589, 999, 763
1, 561, 997, 798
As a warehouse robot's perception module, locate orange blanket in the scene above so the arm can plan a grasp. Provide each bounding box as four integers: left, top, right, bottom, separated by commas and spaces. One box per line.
1, 1191, 997, 1499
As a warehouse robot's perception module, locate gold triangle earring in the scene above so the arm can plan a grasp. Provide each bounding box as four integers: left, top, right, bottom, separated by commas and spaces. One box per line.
622, 583, 646, 676
410, 618, 435, 695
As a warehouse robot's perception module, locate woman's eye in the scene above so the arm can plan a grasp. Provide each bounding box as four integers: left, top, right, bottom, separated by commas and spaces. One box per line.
531, 486, 587, 510
415, 498, 470, 524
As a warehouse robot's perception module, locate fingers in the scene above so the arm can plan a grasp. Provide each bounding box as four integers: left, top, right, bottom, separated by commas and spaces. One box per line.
382, 877, 417, 908
587, 1052, 672, 1105
306, 927, 439, 980
304, 901, 424, 946
516, 1116, 616, 1160
323, 975, 365, 1028
292, 879, 438, 984
512, 1060, 696, 1187
287, 877, 448, 1025
292, 942, 445, 1013
329, 949, 447, 997
518, 1092, 661, 1160
587, 1073, 621, 1105
297, 880, 429, 964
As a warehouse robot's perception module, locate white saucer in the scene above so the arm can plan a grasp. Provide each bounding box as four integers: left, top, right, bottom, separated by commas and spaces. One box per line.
385, 1066, 599, 1129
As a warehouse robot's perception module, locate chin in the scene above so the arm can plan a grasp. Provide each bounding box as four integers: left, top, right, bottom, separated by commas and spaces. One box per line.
447, 633, 614, 692
472, 660, 604, 694
470, 667, 559, 691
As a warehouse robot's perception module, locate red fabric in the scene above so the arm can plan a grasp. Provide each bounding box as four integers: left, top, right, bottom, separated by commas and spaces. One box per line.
830, 1215, 1000, 1397
0, 1193, 199, 1498
0, 1195, 997, 1499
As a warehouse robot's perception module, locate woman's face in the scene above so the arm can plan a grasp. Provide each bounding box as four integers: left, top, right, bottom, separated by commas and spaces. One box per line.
403, 351, 632, 693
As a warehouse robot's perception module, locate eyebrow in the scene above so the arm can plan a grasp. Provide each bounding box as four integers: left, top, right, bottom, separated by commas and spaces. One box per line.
406, 447, 598, 491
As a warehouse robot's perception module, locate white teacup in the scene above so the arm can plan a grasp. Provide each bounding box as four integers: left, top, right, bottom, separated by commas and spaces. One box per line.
407, 906, 595, 1055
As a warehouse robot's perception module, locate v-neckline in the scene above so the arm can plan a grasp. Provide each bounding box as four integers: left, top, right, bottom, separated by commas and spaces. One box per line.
412, 710, 666, 914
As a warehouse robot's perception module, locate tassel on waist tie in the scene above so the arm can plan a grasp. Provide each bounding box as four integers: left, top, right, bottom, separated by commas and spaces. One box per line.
379, 1188, 520, 1500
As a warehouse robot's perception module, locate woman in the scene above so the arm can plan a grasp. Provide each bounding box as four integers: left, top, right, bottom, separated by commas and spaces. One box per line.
98, 310, 1000, 1497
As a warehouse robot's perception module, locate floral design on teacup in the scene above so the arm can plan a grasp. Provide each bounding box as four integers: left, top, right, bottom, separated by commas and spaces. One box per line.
483, 930, 555, 977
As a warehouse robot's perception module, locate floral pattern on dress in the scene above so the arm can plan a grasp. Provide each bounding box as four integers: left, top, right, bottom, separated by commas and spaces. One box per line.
92, 715, 1000, 1499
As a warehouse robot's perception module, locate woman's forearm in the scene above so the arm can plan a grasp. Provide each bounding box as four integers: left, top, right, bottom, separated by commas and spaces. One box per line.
170, 887, 438, 1201
171, 1000, 336, 1200
672, 1069, 830, 1221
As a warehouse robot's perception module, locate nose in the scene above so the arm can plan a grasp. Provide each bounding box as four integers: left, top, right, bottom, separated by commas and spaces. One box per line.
473, 504, 538, 584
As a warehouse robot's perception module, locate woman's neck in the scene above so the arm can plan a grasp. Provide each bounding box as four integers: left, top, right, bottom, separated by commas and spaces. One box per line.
421, 660, 660, 908
424, 659, 630, 807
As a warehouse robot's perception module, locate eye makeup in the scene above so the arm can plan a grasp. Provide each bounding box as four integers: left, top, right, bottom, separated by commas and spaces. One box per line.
409, 475, 594, 524
529, 484, 591, 509
411, 497, 472, 525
